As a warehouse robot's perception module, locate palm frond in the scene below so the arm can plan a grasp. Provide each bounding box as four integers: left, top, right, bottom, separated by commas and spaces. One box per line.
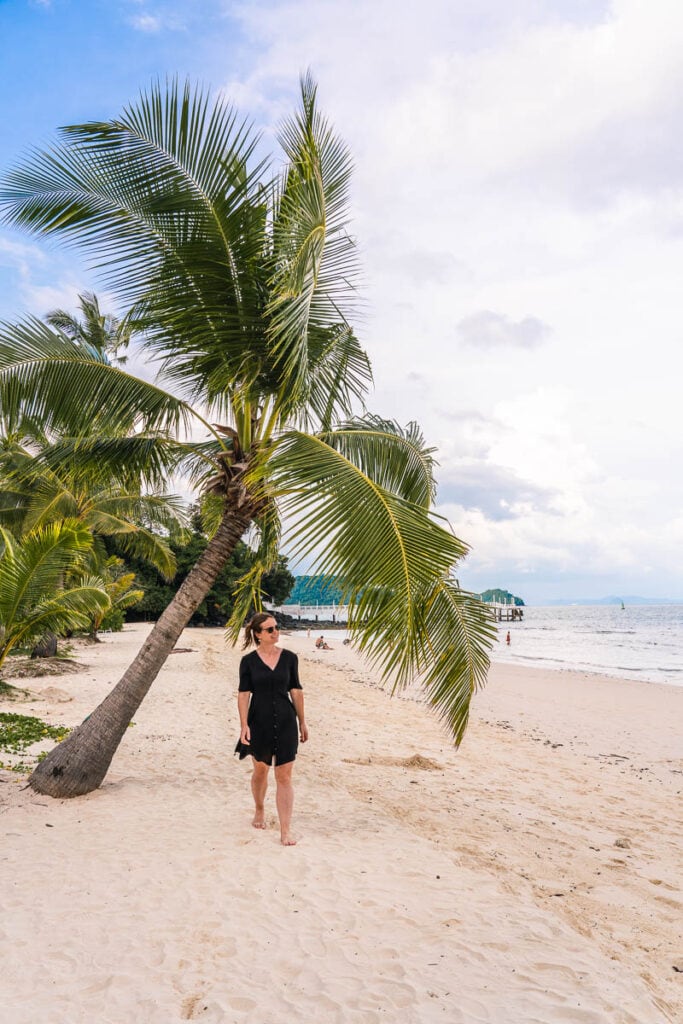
100, 522, 175, 580
0, 318, 200, 439
225, 498, 282, 642
294, 324, 372, 431
266, 72, 360, 409
264, 430, 492, 741
1, 79, 271, 394
34, 435, 194, 491
0, 520, 95, 633
3, 579, 110, 661
46, 291, 132, 363
320, 416, 438, 507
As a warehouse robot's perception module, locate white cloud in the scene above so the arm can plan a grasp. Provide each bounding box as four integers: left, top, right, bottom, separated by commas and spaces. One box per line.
19, 281, 84, 314
0, 233, 83, 316
126, 4, 187, 33
129, 13, 162, 32
456, 311, 551, 349
0, 237, 45, 267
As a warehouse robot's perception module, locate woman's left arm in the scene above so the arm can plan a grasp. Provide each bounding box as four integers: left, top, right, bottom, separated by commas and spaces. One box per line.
290, 689, 308, 743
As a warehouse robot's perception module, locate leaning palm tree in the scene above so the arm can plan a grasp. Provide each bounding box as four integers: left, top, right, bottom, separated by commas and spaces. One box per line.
0, 76, 494, 798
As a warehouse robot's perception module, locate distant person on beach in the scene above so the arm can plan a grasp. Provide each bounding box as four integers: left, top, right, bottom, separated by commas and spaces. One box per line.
506, 631, 511, 646
235, 613, 308, 846
315, 635, 324, 648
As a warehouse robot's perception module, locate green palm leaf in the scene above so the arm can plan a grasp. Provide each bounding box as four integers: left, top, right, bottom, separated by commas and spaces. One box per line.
35, 435, 195, 491
296, 325, 372, 431
267, 72, 360, 408
320, 416, 438, 507
0, 318, 199, 439
264, 429, 492, 738
1, 79, 270, 391
0, 522, 109, 668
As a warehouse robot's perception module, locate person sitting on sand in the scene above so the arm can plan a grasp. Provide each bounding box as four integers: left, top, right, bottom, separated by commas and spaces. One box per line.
322, 641, 332, 650
235, 613, 308, 846
315, 635, 324, 649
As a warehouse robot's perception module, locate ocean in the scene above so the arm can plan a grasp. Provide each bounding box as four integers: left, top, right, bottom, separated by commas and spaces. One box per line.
494, 604, 683, 687
286, 604, 683, 688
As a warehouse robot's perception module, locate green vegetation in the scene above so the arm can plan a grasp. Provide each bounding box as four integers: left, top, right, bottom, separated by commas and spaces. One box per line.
0, 76, 494, 797
479, 588, 525, 607
91, 557, 144, 638
0, 521, 110, 673
285, 575, 344, 606
118, 510, 295, 625
0, 289, 189, 655
45, 290, 131, 366
0, 710, 70, 773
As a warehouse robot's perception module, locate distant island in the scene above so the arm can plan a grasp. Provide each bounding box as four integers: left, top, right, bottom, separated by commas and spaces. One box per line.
478, 588, 525, 606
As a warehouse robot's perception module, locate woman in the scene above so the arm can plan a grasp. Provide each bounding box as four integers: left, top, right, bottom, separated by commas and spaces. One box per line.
237, 613, 308, 846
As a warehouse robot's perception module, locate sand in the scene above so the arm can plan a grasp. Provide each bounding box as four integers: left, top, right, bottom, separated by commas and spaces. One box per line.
1, 624, 681, 1023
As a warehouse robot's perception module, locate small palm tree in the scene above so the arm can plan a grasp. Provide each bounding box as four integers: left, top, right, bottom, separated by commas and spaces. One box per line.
0, 335, 187, 582
0, 76, 494, 798
89, 556, 144, 639
45, 291, 131, 365
0, 521, 109, 673
12, 467, 181, 581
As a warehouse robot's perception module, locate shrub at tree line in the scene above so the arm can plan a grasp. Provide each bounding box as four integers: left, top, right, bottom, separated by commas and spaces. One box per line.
110, 508, 295, 627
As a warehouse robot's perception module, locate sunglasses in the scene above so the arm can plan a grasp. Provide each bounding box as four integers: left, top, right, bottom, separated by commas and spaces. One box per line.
256, 625, 278, 634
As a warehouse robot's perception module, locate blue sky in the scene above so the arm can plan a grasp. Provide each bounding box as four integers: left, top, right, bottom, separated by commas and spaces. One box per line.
1, 0, 681, 603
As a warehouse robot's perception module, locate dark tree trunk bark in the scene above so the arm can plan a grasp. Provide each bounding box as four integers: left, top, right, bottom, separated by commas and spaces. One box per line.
31, 633, 57, 658
29, 502, 255, 798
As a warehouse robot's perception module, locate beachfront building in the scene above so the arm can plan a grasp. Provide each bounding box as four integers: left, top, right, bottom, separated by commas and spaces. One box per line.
266, 602, 350, 623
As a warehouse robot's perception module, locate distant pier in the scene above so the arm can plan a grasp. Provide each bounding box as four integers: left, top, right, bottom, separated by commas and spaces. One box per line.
269, 603, 349, 623
270, 599, 522, 625
489, 602, 524, 622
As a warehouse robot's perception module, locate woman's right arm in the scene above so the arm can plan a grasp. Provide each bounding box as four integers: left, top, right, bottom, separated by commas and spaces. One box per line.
238, 691, 250, 744
238, 657, 252, 744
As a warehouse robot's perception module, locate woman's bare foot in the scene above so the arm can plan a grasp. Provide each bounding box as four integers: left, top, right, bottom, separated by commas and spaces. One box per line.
252, 811, 266, 829
281, 833, 297, 846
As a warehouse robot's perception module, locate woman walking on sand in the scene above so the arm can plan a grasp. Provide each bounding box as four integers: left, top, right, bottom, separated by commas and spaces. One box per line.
236, 613, 308, 845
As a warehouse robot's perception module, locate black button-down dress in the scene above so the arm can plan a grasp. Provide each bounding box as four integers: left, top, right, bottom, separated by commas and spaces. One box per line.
237, 649, 302, 766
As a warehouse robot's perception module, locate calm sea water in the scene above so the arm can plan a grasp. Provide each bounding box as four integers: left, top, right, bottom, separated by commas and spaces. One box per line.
494, 604, 683, 687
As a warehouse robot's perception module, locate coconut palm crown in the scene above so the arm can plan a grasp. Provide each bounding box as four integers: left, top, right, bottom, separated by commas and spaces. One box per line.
0, 75, 494, 798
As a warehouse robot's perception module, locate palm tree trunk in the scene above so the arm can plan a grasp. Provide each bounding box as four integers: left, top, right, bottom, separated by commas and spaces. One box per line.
29, 502, 256, 798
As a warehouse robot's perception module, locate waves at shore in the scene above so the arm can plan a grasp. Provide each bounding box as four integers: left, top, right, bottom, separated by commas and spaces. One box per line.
494, 603, 683, 685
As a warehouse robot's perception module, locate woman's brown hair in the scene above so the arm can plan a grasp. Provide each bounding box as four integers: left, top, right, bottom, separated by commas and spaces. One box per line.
242, 612, 276, 650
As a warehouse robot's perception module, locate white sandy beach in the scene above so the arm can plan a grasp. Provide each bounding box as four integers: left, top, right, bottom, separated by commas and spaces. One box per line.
1, 623, 681, 1024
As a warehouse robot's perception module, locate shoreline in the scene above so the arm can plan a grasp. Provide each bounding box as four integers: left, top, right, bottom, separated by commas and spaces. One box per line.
271, 615, 683, 689
2, 624, 681, 1022
489, 647, 683, 689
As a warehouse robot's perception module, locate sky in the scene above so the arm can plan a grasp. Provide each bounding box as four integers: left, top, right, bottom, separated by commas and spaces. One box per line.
0, 0, 681, 603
